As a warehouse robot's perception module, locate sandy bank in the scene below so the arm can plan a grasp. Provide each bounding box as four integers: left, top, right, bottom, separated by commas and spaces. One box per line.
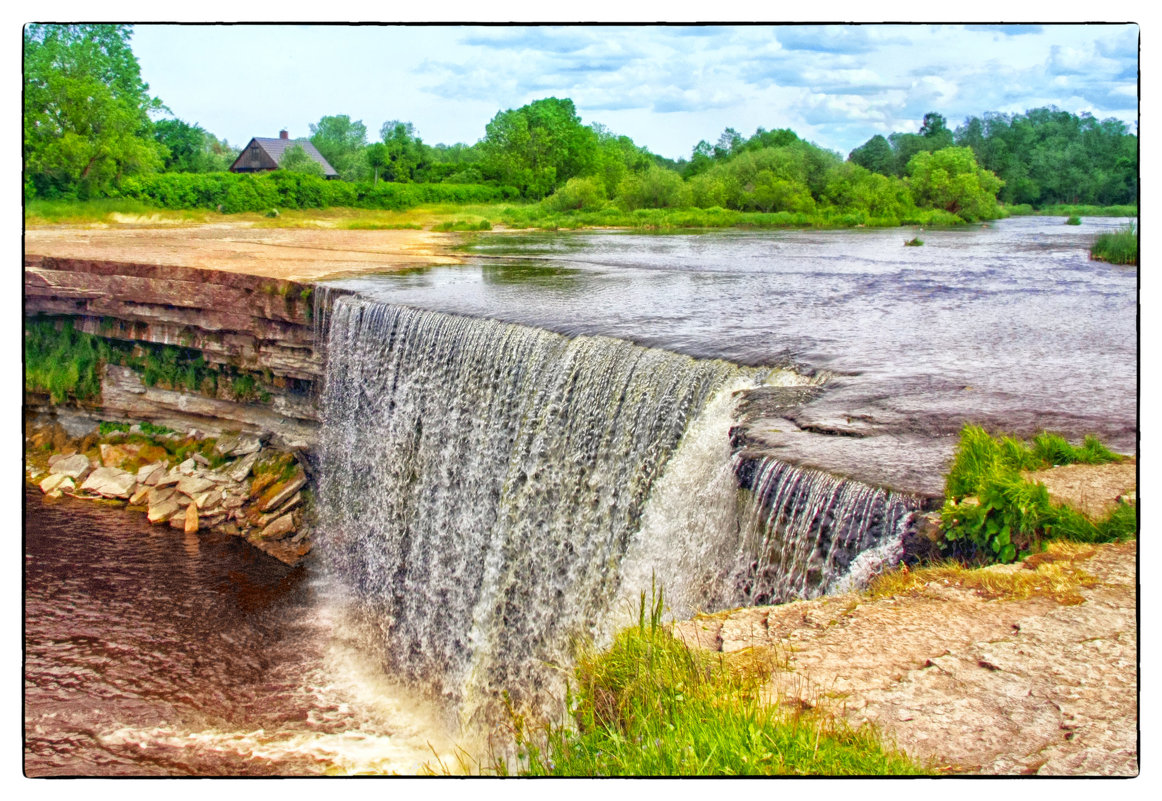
23, 224, 463, 282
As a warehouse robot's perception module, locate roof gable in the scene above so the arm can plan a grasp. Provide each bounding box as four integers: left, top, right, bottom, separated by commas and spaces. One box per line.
230, 136, 339, 177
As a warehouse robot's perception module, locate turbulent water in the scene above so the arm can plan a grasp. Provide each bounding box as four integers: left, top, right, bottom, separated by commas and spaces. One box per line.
315, 297, 836, 723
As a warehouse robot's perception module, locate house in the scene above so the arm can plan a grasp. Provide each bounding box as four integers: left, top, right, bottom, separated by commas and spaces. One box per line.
229, 130, 339, 178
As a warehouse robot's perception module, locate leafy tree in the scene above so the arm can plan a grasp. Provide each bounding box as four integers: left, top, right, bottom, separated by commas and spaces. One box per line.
309, 114, 368, 181
365, 142, 389, 185
848, 135, 895, 174
617, 165, 690, 209
481, 97, 598, 198
24, 24, 166, 198
153, 118, 234, 172
919, 112, 955, 150
379, 120, 428, 183
279, 144, 325, 177
906, 147, 1003, 221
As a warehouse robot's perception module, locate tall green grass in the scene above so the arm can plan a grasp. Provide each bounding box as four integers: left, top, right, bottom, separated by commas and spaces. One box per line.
941, 425, 1134, 562
24, 318, 102, 403
499, 589, 925, 776
1090, 224, 1138, 265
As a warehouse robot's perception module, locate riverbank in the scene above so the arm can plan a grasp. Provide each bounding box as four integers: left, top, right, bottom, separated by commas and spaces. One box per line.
674, 539, 1137, 775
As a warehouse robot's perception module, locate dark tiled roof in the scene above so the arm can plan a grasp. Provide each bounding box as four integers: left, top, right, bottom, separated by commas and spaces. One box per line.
248, 137, 339, 176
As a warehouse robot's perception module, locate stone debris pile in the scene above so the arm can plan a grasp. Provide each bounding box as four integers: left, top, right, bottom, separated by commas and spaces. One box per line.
28, 422, 311, 566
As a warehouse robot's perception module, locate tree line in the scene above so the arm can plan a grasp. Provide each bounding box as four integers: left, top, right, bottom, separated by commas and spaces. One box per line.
24, 24, 1137, 223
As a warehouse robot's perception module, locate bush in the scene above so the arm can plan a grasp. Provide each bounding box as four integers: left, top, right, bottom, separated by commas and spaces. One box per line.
1090, 224, 1137, 265
940, 425, 1133, 563
1065, 215, 1082, 225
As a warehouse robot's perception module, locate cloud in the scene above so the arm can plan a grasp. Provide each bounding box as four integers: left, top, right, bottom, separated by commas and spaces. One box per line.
776, 25, 879, 54
460, 27, 593, 54
964, 24, 1044, 36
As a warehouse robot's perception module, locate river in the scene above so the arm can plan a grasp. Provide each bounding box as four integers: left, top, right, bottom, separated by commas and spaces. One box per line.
24, 217, 1137, 775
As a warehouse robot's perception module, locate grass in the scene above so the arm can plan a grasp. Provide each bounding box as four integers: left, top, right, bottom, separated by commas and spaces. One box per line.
1005, 203, 1138, 218
940, 425, 1134, 563
1090, 223, 1138, 265
904, 237, 924, 246
1065, 215, 1082, 225
868, 541, 1103, 605
24, 318, 103, 403
25, 198, 219, 225
497, 588, 925, 777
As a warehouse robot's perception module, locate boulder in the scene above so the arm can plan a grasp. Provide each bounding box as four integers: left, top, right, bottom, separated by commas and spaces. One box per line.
148, 486, 176, 506
128, 485, 152, 506
137, 461, 168, 485
47, 451, 76, 469
80, 467, 137, 499
259, 513, 296, 541
51, 453, 93, 481
257, 492, 302, 527
227, 450, 262, 483
261, 474, 307, 512
39, 474, 74, 495
155, 470, 182, 488
183, 502, 199, 534
100, 443, 136, 468
192, 452, 211, 467
176, 475, 215, 496
147, 497, 180, 524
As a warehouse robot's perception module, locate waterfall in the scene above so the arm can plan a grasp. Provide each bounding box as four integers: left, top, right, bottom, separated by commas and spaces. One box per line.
314, 294, 914, 727
734, 457, 920, 606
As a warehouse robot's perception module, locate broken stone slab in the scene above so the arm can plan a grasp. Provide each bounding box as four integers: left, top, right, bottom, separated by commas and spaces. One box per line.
193, 488, 223, 511
227, 450, 262, 483
148, 486, 176, 505
80, 466, 137, 499
39, 474, 74, 495
128, 485, 152, 506
174, 493, 193, 507
221, 492, 247, 510
100, 443, 137, 468
259, 513, 296, 541
192, 452, 211, 467
148, 497, 181, 524
261, 475, 307, 512
137, 461, 168, 485
183, 502, 199, 534
215, 433, 263, 458
155, 470, 182, 488
51, 453, 93, 481
176, 475, 215, 496
47, 452, 77, 469
178, 458, 197, 475
257, 492, 302, 528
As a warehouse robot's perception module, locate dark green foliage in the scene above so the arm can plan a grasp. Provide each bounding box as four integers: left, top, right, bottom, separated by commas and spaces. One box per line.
480, 97, 599, 198
111, 171, 512, 213
1090, 224, 1138, 265
24, 318, 103, 403
24, 24, 166, 199
98, 420, 131, 436
309, 114, 368, 181
503, 589, 924, 776
432, 219, 492, 232
153, 118, 237, 173
941, 425, 1132, 563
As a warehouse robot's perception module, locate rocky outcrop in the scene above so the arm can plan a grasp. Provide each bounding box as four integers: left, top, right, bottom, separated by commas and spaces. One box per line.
27, 420, 312, 566
24, 255, 349, 449
673, 541, 1138, 776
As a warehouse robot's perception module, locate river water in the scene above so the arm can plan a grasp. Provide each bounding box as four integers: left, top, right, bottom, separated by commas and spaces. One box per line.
24, 217, 1137, 775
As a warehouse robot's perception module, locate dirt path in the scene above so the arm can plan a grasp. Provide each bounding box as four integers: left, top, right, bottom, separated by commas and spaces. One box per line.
24, 224, 463, 282
674, 541, 1138, 775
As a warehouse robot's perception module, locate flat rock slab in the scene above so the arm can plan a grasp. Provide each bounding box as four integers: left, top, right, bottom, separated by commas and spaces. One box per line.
51, 453, 92, 480
80, 466, 137, 499
674, 541, 1137, 776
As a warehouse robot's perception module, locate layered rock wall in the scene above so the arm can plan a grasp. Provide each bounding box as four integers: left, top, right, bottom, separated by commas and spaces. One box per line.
24, 255, 334, 448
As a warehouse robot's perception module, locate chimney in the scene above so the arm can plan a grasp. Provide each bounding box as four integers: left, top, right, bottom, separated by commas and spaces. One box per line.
279, 130, 289, 140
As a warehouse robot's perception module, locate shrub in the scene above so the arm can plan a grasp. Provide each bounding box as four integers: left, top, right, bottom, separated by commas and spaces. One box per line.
1065, 215, 1081, 225
940, 425, 1133, 563
1090, 224, 1137, 266
904, 237, 923, 247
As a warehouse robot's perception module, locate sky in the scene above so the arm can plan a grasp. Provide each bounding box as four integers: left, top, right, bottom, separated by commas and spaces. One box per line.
126, 22, 1140, 161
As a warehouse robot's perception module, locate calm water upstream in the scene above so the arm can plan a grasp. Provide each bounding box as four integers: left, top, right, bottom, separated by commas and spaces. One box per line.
332, 216, 1138, 492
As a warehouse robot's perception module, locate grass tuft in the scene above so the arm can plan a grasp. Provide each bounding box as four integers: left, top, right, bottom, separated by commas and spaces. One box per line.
497, 587, 925, 776
1090, 223, 1137, 266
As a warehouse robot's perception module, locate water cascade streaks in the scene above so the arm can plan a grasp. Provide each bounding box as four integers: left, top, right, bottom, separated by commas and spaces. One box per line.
735, 457, 921, 606
317, 296, 771, 721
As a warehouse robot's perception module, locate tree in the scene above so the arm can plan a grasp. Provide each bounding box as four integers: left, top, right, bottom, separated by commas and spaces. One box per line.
365, 143, 389, 185
379, 120, 428, 182
481, 97, 597, 198
848, 134, 895, 174
24, 24, 166, 198
153, 118, 236, 172
906, 147, 1003, 221
309, 114, 367, 180
279, 144, 325, 177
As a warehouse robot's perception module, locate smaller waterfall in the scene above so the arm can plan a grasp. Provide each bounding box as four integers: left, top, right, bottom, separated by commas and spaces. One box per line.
735, 457, 920, 605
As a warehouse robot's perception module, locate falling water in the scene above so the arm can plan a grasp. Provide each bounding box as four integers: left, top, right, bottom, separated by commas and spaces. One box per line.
315, 294, 916, 729
734, 457, 921, 605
